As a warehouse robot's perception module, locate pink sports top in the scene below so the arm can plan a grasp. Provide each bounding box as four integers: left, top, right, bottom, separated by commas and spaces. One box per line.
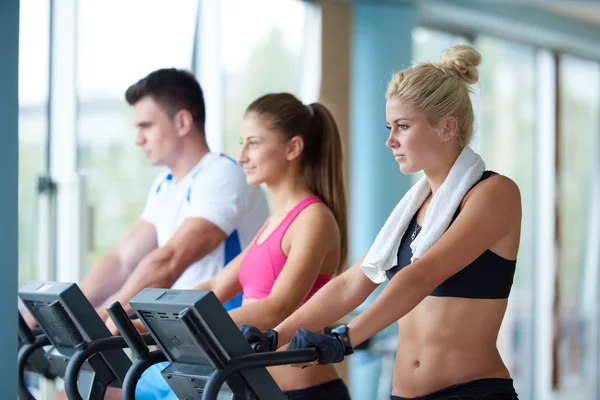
238, 195, 333, 301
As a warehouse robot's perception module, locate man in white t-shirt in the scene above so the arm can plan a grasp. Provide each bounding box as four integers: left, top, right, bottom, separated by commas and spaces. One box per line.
77, 68, 269, 321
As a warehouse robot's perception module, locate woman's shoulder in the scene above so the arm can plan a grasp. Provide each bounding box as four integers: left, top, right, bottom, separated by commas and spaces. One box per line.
477, 171, 520, 196
289, 200, 339, 238
463, 171, 521, 214
296, 200, 338, 225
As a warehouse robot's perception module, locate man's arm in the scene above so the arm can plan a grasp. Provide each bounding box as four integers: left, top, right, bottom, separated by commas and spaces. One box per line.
102, 163, 263, 322
107, 240, 250, 336
80, 220, 158, 308
98, 217, 227, 316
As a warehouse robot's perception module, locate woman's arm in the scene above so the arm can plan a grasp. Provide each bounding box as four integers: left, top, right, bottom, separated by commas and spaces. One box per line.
193, 246, 248, 303
274, 257, 379, 346
346, 176, 521, 348
229, 206, 377, 331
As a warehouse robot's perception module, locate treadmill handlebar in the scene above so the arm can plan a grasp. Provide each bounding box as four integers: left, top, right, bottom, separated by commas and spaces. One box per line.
202, 348, 320, 400
48, 300, 86, 349
18, 312, 35, 344
17, 335, 51, 400
64, 333, 157, 400
122, 350, 168, 400
106, 301, 150, 360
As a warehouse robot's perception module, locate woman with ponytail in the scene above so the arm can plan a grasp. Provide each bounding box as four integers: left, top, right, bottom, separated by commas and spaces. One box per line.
103, 92, 350, 400
190, 92, 351, 399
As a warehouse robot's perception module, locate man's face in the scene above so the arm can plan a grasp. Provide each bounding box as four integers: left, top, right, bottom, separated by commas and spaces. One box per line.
133, 95, 181, 166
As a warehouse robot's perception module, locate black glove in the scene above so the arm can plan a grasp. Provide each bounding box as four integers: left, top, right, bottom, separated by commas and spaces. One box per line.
287, 328, 345, 365
238, 324, 278, 353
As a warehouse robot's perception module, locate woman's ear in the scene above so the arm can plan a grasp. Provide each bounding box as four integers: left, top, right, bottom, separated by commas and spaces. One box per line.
286, 136, 305, 161
439, 116, 459, 143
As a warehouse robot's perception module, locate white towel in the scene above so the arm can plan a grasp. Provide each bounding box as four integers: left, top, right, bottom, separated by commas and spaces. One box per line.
360, 146, 486, 283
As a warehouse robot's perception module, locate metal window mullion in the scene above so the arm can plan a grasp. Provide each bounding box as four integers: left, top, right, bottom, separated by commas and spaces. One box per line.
48, 0, 86, 284
193, 0, 223, 153
591, 63, 600, 400
532, 48, 558, 400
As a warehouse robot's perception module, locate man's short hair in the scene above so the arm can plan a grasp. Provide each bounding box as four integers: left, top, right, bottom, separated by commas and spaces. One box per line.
125, 68, 206, 133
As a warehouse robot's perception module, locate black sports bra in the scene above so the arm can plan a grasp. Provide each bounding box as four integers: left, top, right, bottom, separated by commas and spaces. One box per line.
385, 171, 516, 299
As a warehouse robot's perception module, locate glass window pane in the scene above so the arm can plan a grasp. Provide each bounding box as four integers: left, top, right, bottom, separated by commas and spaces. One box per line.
78, 102, 159, 269
19, 0, 50, 287
474, 35, 537, 399
77, 0, 197, 102
412, 27, 470, 64
220, 0, 313, 160
556, 55, 599, 399
77, 1, 198, 269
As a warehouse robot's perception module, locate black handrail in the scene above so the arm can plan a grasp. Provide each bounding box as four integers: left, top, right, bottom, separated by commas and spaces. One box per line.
202, 348, 319, 400
18, 312, 35, 344
17, 335, 51, 400
121, 350, 168, 400
64, 334, 156, 400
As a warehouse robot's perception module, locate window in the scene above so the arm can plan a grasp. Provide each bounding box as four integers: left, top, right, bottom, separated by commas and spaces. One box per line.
76, 0, 198, 269
412, 27, 470, 65
219, 0, 318, 160
18, 0, 50, 287
555, 55, 599, 398
475, 36, 537, 399
75, 0, 317, 269
77, 0, 197, 102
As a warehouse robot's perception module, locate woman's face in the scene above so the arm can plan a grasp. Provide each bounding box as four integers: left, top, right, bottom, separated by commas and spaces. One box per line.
238, 112, 291, 186
385, 96, 450, 174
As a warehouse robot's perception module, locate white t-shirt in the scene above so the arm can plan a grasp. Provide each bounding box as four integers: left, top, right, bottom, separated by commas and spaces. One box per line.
140, 152, 269, 289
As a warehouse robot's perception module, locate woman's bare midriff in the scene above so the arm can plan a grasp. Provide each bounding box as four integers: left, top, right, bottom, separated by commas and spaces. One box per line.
266, 361, 341, 392
241, 298, 341, 392
392, 295, 510, 397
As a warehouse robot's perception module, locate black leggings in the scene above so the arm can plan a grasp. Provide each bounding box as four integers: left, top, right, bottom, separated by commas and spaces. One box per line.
284, 378, 351, 400
390, 378, 518, 400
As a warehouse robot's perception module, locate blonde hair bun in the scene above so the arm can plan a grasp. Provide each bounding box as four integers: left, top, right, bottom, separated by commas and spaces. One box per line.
440, 44, 481, 85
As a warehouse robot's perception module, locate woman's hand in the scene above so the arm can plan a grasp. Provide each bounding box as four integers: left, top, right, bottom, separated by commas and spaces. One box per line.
287, 328, 346, 367
238, 324, 278, 352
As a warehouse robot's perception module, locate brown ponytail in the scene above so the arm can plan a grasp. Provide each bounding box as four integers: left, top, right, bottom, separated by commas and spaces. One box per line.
306, 103, 348, 274
246, 94, 348, 274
